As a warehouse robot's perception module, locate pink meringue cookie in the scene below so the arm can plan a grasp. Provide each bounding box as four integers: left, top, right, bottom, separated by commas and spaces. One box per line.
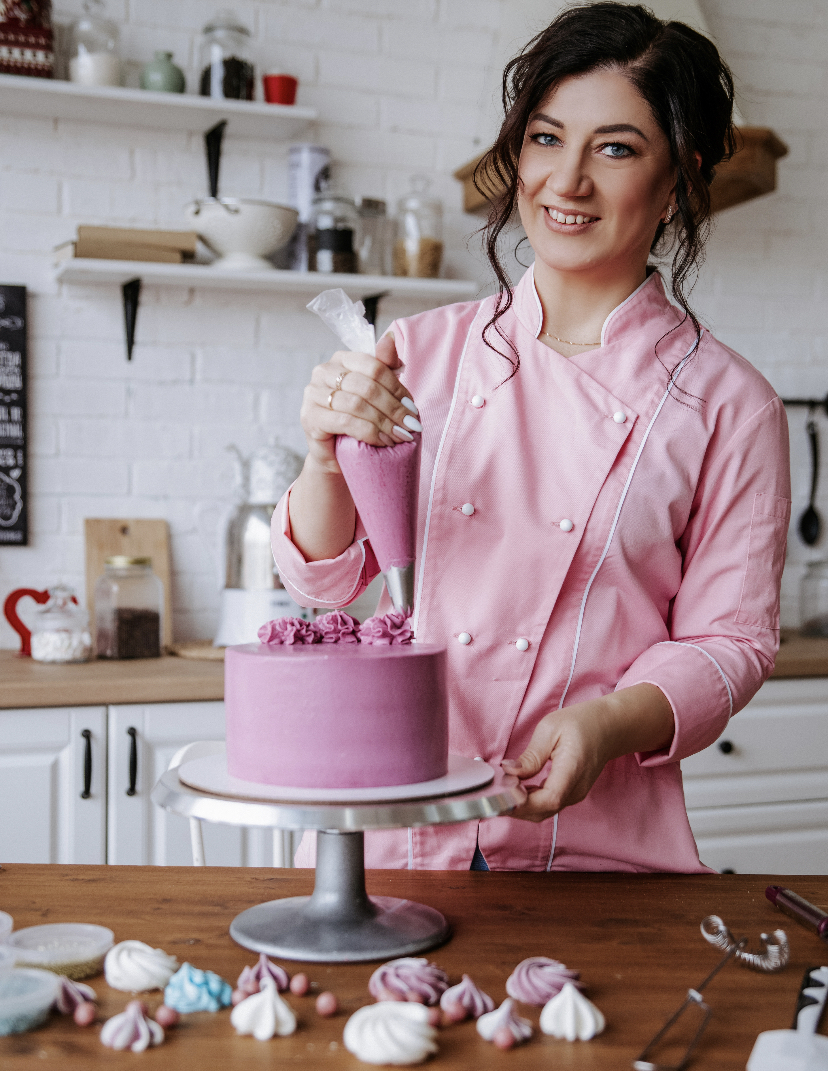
236, 953, 290, 996
54, 976, 97, 1015
100, 1000, 164, 1053
505, 957, 582, 1006
439, 975, 495, 1021
313, 610, 361, 644
257, 617, 318, 646
368, 957, 449, 1005
476, 998, 533, 1045
358, 611, 414, 646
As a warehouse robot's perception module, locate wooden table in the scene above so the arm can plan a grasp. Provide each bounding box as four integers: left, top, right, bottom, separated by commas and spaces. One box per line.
1, 866, 826, 1069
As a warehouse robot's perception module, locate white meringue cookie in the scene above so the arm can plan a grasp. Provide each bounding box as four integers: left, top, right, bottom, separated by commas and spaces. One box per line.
343, 1001, 438, 1065
104, 940, 179, 992
476, 998, 533, 1043
539, 982, 605, 1041
230, 976, 297, 1040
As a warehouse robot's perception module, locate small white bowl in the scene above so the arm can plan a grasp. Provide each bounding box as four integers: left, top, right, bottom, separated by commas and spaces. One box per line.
8, 923, 113, 980
0, 967, 60, 1036
185, 197, 298, 271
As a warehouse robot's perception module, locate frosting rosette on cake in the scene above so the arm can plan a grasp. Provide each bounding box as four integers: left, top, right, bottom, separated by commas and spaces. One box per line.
104, 940, 179, 992
230, 976, 297, 1040
505, 956, 582, 1005
476, 998, 533, 1044
236, 953, 290, 996
359, 612, 414, 646
439, 974, 495, 1020
313, 610, 361, 643
539, 982, 605, 1041
100, 1000, 164, 1052
163, 962, 232, 1013
368, 957, 449, 1005
258, 616, 318, 645
343, 1001, 438, 1065
54, 977, 96, 1014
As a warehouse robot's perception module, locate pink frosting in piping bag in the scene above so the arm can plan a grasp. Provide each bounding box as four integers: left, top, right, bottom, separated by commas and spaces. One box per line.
335, 434, 420, 615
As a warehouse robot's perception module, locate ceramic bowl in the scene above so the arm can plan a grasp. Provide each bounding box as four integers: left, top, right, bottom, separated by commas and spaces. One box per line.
185, 198, 298, 271
8, 923, 114, 980
0, 968, 60, 1035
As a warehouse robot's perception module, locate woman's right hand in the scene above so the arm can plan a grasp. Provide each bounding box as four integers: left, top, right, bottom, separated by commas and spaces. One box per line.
299, 332, 421, 474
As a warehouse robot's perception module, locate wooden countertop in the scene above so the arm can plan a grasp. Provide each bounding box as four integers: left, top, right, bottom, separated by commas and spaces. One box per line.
1, 631, 826, 710
1, 865, 826, 1069
0, 651, 224, 709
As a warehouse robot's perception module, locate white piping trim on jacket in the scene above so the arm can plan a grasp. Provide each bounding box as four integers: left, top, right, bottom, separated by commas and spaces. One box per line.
545, 814, 558, 872
285, 537, 367, 607
654, 641, 734, 718
599, 274, 655, 346
546, 345, 696, 870
412, 307, 482, 635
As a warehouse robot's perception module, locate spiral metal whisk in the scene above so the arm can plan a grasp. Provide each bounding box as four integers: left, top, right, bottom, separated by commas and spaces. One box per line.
700, 915, 789, 972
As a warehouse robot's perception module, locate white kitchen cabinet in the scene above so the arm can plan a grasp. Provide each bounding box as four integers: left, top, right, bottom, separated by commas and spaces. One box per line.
107, 702, 273, 867
0, 706, 107, 864
682, 678, 828, 874
0, 701, 275, 867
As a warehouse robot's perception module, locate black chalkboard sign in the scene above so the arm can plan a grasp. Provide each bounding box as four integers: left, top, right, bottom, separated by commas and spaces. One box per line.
0, 285, 27, 545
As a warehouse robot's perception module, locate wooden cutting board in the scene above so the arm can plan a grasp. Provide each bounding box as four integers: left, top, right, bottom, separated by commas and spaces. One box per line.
84, 518, 173, 647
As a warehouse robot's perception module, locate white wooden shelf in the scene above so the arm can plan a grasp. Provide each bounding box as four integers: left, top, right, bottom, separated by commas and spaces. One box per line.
0, 73, 316, 138
55, 259, 480, 301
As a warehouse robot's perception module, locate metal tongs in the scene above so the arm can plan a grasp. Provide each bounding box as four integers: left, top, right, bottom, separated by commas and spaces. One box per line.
633, 916, 789, 1071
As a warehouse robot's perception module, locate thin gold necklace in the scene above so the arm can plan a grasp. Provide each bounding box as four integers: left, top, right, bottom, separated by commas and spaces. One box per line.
541, 329, 601, 347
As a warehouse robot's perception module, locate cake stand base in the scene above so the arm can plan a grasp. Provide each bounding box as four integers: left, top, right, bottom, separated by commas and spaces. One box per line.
229, 829, 449, 963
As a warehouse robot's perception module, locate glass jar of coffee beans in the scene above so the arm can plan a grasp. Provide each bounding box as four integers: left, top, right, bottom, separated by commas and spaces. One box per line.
95, 557, 163, 659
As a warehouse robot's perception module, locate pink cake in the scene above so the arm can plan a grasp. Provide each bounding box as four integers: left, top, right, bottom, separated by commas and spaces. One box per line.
224, 613, 448, 790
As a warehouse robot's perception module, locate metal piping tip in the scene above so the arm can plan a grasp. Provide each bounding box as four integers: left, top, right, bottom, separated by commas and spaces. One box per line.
384, 564, 415, 617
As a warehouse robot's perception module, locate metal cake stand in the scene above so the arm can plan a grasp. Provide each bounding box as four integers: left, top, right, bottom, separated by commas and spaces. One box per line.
151, 756, 525, 963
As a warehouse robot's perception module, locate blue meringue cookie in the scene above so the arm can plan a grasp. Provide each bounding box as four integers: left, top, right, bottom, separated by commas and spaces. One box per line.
163, 962, 232, 1013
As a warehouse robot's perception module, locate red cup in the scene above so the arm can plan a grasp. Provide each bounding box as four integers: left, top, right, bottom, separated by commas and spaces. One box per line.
263, 74, 298, 106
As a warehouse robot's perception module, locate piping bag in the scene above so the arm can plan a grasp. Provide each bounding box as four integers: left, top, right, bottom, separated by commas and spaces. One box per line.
307, 289, 419, 616
747, 965, 828, 1070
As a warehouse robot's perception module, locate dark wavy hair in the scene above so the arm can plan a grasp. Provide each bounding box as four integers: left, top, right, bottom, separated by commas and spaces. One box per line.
475, 2, 737, 376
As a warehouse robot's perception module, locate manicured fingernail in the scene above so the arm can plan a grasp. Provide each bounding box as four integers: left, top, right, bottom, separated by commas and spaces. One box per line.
402, 415, 423, 433
378, 431, 394, 446
401, 396, 419, 416
392, 425, 414, 442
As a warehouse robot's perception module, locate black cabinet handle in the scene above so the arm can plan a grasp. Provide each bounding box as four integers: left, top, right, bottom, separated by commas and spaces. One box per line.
126, 727, 138, 796
718, 740, 734, 754
80, 729, 92, 799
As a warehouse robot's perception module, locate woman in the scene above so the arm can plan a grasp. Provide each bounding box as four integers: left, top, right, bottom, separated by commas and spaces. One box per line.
273, 4, 790, 872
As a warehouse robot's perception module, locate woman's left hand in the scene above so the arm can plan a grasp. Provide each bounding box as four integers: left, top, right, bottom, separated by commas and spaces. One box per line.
502, 683, 675, 823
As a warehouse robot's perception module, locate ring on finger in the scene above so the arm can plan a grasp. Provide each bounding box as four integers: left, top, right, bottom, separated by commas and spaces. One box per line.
327, 389, 339, 409
334, 370, 348, 391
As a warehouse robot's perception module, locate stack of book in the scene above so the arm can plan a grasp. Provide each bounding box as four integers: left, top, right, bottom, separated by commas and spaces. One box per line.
55, 227, 199, 265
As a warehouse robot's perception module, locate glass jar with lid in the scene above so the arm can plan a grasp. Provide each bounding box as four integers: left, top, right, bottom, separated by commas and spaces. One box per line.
310, 193, 359, 274
30, 585, 92, 664
199, 9, 255, 101
393, 176, 443, 278
95, 557, 163, 659
68, 0, 120, 87
800, 560, 828, 636
357, 198, 392, 276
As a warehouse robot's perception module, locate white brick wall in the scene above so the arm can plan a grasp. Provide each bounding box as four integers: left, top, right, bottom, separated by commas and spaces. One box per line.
0, 0, 826, 646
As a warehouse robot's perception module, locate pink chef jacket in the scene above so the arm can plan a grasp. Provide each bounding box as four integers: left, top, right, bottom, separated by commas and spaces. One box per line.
272, 267, 791, 873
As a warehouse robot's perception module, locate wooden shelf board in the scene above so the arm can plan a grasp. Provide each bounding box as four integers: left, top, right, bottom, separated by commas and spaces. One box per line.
454, 126, 789, 216
0, 72, 316, 138
55, 258, 480, 300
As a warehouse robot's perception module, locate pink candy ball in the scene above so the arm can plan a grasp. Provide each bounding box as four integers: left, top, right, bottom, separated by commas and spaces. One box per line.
426, 1007, 441, 1027
155, 1005, 180, 1028
443, 1001, 467, 1024
289, 972, 309, 996
315, 991, 338, 1017
493, 1027, 516, 1050
73, 1001, 96, 1027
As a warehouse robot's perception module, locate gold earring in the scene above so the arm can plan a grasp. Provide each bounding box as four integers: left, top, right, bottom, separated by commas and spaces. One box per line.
664, 205, 675, 224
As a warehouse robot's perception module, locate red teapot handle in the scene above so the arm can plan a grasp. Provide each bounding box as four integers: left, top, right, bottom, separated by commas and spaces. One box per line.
4, 588, 51, 657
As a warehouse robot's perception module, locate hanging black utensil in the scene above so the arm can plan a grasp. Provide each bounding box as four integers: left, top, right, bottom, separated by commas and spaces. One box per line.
204, 120, 227, 199
798, 416, 822, 545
